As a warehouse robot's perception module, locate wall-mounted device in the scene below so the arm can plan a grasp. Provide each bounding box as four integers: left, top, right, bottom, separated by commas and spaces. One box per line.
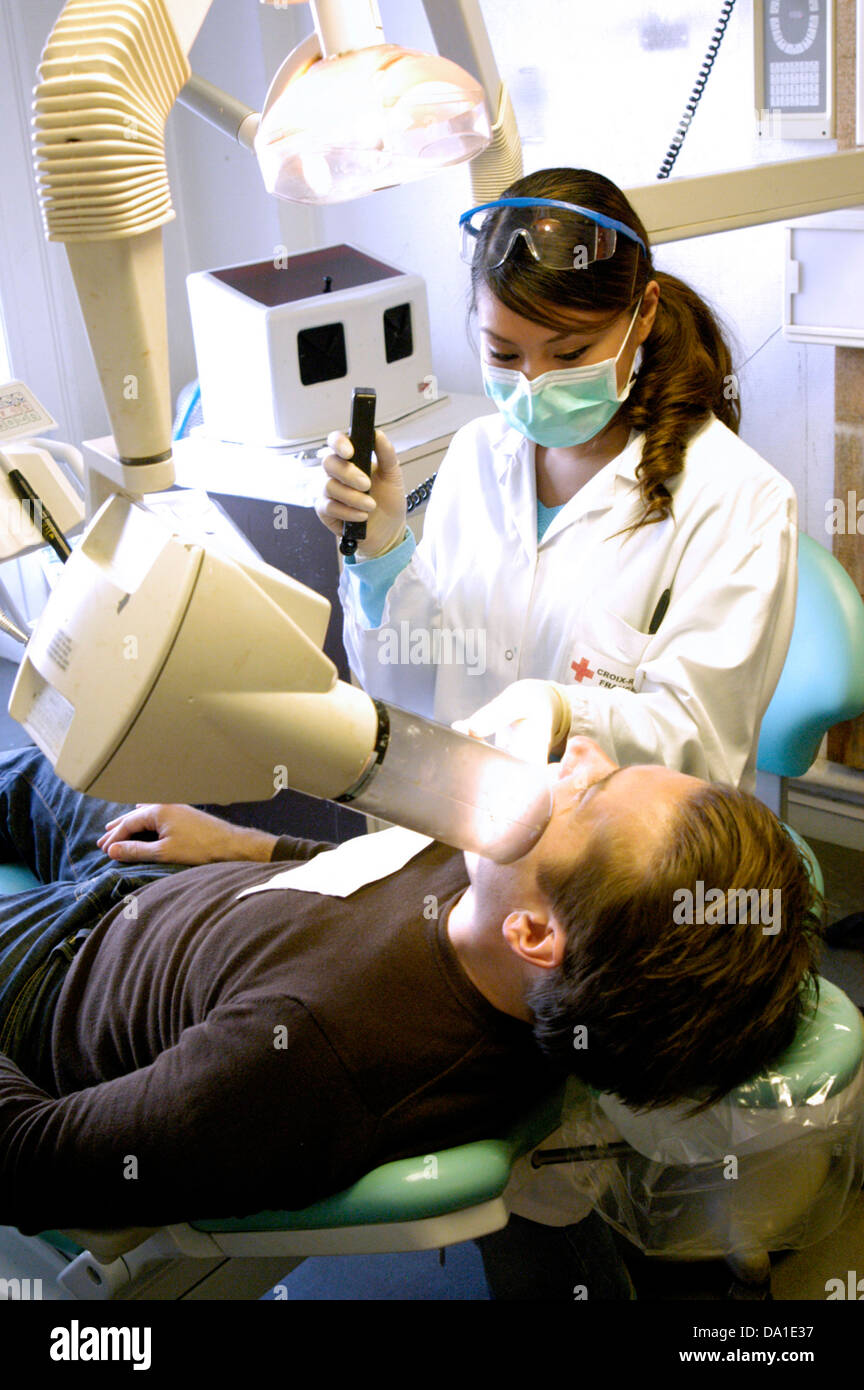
784, 209, 864, 346
186, 243, 436, 448
755, 0, 834, 140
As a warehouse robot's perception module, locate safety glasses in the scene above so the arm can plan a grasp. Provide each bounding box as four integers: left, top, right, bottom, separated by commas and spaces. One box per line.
459, 197, 647, 271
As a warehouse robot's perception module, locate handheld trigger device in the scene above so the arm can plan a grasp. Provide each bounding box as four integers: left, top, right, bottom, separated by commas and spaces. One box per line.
339, 386, 377, 557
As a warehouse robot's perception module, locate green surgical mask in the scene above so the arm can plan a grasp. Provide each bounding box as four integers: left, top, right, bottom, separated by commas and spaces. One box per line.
482, 301, 642, 447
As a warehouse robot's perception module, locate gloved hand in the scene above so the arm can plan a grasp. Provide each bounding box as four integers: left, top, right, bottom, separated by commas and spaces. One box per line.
315, 428, 407, 559
98, 804, 277, 865
453, 679, 572, 763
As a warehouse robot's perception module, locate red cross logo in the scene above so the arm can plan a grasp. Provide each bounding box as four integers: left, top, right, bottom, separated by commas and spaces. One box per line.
571, 657, 595, 683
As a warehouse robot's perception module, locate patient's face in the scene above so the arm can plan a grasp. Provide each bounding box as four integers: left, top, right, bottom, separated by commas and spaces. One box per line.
544, 738, 703, 861
468, 738, 704, 905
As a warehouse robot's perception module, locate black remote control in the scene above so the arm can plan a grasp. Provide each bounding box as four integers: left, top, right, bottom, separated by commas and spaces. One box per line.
339, 386, 377, 557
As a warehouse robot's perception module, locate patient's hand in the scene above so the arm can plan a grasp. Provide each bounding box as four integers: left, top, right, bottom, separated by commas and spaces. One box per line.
97, 804, 277, 866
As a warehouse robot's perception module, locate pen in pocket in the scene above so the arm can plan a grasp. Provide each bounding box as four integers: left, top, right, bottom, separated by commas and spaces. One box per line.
648, 587, 671, 635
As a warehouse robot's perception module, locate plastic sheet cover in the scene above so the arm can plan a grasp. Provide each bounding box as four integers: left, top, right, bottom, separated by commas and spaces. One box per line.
558, 1052, 864, 1259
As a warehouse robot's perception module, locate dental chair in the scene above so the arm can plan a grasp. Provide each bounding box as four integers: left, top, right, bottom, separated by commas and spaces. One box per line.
0, 530, 863, 1300
756, 531, 864, 817
558, 977, 864, 1291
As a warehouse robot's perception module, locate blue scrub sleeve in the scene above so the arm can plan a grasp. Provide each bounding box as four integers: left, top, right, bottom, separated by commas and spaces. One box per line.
342, 528, 416, 628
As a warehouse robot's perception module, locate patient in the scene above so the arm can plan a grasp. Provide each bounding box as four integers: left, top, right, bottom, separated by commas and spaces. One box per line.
0, 737, 818, 1235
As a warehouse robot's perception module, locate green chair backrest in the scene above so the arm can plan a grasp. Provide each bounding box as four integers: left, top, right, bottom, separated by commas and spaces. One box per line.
758, 533, 864, 777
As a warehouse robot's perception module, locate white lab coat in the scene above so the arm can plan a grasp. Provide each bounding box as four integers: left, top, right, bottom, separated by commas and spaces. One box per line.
339, 411, 798, 793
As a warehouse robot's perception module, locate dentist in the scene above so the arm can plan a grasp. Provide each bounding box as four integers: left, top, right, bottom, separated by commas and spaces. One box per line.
316, 167, 798, 787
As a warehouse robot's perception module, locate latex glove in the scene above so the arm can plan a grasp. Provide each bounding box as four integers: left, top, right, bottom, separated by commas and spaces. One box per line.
315, 428, 407, 559
98, 804, 277, 866
453, 679, 572, 763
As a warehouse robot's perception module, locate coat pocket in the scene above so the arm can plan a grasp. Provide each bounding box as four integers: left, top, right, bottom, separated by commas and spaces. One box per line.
565, 608, 650, 693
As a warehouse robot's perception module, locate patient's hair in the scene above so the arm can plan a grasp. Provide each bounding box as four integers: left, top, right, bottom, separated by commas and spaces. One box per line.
528, 784, 822, 1111
469, 167, 740, 531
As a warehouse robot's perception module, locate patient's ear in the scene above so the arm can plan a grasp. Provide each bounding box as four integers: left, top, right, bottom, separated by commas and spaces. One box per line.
502, 911, 565, 971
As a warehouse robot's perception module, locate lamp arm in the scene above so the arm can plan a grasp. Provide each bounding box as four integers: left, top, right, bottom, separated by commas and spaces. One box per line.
310, 0, 384, 57
420, 0, 499, 109
177, 74, 260, 150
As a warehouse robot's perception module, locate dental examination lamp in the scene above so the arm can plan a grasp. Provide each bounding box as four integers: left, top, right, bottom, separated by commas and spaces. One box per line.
10, 0, 550, 862
184, 0, 499, 205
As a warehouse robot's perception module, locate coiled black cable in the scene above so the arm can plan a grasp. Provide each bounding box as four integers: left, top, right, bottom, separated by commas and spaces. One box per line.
405, 473, 437, 515
657, 0, 738, 180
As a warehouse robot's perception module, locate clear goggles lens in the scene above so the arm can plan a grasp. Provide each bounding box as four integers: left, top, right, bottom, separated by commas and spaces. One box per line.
460, 202, 641, 271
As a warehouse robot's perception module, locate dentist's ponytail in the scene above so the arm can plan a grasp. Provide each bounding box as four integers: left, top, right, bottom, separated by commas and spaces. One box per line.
624, 267, 740, 527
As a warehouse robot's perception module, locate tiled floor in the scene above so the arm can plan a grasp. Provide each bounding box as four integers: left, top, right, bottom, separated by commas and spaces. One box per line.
1, 656, 862, 1300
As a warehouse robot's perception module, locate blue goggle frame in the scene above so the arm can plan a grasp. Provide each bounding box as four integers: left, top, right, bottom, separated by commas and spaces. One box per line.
459, 197, 648, 269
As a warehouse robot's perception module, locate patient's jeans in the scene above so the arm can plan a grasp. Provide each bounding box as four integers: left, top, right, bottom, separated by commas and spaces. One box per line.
0, 745, 184, 1089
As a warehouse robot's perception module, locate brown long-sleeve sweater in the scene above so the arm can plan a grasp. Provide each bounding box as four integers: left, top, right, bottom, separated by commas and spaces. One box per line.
0, 837, 555, 1234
